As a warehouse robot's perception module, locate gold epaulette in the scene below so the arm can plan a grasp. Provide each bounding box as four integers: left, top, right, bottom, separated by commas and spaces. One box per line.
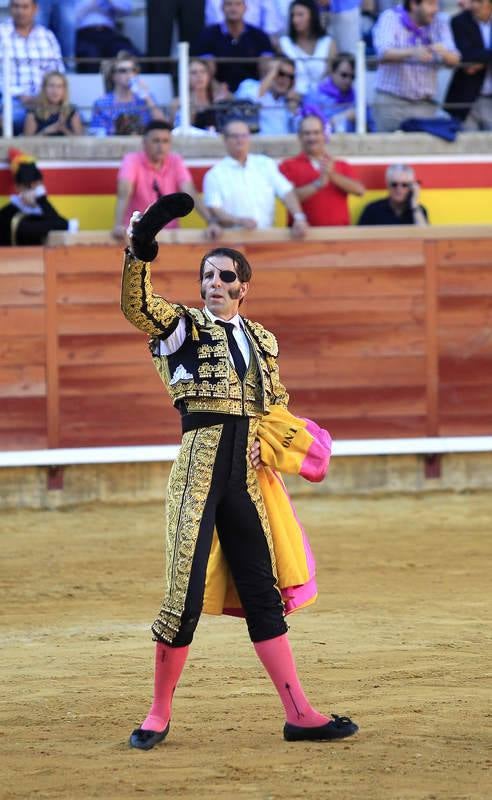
243, 319, 279, 357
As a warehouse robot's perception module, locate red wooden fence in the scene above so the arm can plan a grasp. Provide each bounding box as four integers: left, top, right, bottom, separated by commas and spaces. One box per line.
1, 227, 491, 450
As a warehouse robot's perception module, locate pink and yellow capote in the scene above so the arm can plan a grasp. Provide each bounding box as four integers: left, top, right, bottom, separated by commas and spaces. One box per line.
203, 406, 332, 617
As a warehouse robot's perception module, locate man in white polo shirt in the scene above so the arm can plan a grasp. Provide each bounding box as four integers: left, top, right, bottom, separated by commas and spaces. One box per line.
203, 118, 308, 236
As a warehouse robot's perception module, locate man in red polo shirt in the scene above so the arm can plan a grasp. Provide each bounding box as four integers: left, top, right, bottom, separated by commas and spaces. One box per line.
279, 114, 365, 226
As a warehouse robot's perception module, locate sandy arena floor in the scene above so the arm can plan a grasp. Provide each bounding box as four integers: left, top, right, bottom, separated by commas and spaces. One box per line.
1, 492, 491, 800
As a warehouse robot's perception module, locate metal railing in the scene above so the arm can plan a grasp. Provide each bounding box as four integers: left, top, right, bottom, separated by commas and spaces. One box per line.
0, 42, 480, 139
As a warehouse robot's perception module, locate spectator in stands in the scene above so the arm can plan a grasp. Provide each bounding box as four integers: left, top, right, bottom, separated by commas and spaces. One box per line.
0, 0, 65, 135
147, 0, 205, 73
329, 0, 363, 56
90, 51, 165, 135
235, 57, 302, 133
278, 0, 337, 95
358, 163, 429, 225
36, 0, 76, 67
301, 51, 375, 131
0, 148, 78, 246
279, 113, 365, 226
75, 0, 139, 74
112, 121, 221, 241
444, 0, 492, 130
23, 70, 84, 135
203, 118, 308, 234
372, 0, 460, 132
192, 0, 275, 92
205, 0, 284, 39
170, 58, 231, 131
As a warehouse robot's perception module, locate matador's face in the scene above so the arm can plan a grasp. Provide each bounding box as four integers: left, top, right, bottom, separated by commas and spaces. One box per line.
200, 255, 249, 321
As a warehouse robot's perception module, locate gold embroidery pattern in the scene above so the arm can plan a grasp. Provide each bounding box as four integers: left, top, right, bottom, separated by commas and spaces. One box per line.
152, 425, 223, 643
244, 319, 279, 357
120, 252, 183, 336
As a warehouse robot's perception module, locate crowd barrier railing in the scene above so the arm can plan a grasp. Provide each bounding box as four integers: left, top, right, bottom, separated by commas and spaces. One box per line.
0, 44, 484, 140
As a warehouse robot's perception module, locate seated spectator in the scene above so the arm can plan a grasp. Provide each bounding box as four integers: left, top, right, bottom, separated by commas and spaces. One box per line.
203, 118, 308, 235
170, 58, 231, 131
90, 51, 165, 136
279, 114, 365, 226
205, 0, 284, 39
372, 0, 460, 132
235, 57, 302, 133
278, 0, 337, 95
23, 71, 84, 135
36, 0, 76, 66
112, 121, 221, 241
444, 0, 492, 130
75, 0, 139, 74
302, 51, 375, 131
192, 0, 275, 92
0, 0, 65, 135
0, 148, 78, 246
358, 163, 429, 225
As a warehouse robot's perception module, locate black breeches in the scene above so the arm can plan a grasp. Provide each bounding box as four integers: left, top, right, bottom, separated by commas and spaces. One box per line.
158, 418, 287, 647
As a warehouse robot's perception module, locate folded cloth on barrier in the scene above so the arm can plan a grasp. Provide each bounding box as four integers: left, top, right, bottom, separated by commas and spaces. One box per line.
203, 406, 332, 617
400, 116, 461, 142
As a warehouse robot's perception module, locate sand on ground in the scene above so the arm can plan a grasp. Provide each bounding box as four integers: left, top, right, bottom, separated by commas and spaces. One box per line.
1, 492, 491, 800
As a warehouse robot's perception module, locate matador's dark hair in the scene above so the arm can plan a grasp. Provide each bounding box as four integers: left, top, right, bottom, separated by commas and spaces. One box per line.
199, 247, 252, 283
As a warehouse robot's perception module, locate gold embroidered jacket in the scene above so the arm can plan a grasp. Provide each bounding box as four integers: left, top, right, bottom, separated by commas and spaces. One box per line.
121, 251, 289, 416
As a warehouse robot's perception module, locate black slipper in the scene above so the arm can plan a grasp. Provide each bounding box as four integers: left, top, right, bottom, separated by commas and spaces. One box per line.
129, 722, 170, 750
283, 714, 358, 742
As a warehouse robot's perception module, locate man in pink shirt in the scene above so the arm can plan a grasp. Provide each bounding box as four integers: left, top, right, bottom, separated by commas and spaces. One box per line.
112, 121, 220, 241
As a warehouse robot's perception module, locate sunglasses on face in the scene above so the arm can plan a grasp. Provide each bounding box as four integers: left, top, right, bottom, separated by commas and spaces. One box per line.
337, 71, 354, 79
204, 269, 238, 283
390, 181, 411, 188
278, 69, 295, 80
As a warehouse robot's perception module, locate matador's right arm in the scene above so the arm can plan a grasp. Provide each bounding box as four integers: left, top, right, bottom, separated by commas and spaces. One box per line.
120, 192, 196, 337
120, 250, 185, 337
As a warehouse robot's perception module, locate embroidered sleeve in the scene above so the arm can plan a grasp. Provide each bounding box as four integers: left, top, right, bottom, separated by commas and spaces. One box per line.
267, 355, 290, 408
120, 250, 184, 336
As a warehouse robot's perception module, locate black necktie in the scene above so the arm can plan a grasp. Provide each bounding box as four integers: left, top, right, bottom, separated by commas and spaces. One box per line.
216, 320, 247, 381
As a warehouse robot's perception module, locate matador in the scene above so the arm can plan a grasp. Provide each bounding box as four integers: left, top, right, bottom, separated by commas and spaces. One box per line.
120, 193, 359, 750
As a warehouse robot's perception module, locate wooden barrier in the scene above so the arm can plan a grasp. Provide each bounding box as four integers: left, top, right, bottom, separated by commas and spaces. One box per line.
1, 226, 491, 450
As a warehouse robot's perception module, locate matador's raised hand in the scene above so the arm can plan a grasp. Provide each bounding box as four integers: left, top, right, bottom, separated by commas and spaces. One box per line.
127, 193, 195, 262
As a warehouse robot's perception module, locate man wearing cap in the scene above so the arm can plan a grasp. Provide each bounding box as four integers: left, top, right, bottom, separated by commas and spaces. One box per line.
120, 193, 359, 750
0, 149, 78, 246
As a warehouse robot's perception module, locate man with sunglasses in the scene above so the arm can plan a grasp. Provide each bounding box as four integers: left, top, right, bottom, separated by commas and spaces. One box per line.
235, 57, 302, 133
120, 192, 359, 750
358, 163, 429, 226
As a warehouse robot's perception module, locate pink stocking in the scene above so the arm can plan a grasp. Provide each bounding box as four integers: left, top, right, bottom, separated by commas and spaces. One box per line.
140, 641, 189, 732
254, 633, 329, 727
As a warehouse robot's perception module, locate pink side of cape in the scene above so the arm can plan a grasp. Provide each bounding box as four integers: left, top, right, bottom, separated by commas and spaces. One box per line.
299, 419, 332, 483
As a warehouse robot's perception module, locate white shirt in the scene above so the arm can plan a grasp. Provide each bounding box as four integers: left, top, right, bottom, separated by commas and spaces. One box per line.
158, 307, 251, 369
203, 154, 293, 228
278, 35, 333, 95
478, 19, 492, 96
0, 20, 64, 96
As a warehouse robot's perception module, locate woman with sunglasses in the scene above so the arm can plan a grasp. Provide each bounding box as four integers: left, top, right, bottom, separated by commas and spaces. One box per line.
358, 164, 429, 226
90, 51, 165, 136
279, 0, 337, 95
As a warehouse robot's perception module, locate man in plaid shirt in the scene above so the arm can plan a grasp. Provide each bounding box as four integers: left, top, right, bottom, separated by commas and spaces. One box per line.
0, 0, 64, 134
373, 0, 460, 132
